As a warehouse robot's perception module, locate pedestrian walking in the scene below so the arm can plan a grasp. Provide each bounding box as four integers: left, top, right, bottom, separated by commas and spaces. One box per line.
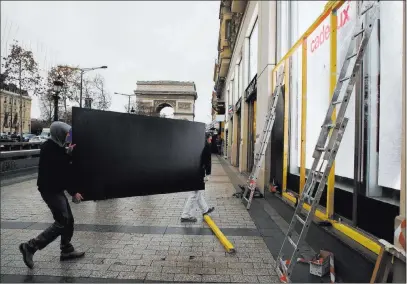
181, 134, 215, 222
19, 121, 85, 269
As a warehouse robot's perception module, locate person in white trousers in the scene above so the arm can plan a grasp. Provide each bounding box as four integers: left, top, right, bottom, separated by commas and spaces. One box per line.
181, 134, 214, 222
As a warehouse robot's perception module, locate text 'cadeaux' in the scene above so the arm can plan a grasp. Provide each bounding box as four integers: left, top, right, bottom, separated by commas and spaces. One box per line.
310, 2, 352, 53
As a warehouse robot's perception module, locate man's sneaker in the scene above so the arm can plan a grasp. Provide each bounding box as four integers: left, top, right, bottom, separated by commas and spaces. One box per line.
181, 217, 197, 222
203, 207, 215, 216
19, 243, 35, 269
60, 250, 85, 261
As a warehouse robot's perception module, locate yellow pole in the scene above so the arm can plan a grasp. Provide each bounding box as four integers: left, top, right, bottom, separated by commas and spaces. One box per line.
300, 38, 308, 195
204, 215, 236, 254
283, 60, 290, 191
327, 9, 337, 219
401, 0, 406, 218
272, 1, 346, 75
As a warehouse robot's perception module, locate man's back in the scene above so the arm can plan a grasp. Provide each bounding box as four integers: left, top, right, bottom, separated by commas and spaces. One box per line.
37, 140, 70, 193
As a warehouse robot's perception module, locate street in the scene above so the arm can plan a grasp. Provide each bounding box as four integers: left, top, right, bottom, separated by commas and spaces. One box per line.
1, 156, 280, 283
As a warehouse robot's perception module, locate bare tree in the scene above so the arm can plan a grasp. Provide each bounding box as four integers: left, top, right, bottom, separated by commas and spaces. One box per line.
125, 101, 160, 117
68, 74, 111, 110
39, 90, 55, 123
92, 74, 111, 110
2, 40, 44, 135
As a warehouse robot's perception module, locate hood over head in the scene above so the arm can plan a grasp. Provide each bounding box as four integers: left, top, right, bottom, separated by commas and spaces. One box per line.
50, 121, 71, 147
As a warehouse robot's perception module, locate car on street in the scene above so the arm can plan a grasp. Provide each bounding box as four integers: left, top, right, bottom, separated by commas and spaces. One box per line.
23, 133, 36, 142
29, 136, 47, 143
0, 133, 14, 142
10, 133, 21, 142
40, 128, 51, 139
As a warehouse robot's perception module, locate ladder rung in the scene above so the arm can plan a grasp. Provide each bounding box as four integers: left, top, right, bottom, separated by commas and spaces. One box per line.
346, 53, 358, 61
314, 175, 324, 183
353, 29, 365, 38
322, 123, 334, 129
360, 3, 374, 15
339, 76, 350, 83
295, 214, 305, 225
315, 147, 325, 151
332, 100, 342, 105
313, 171, 323, 179
307, 196, 315, 203
287, 236, 297, 249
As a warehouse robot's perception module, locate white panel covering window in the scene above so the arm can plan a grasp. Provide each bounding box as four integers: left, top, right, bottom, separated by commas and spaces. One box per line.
288, 0, 328, 174
249, 19, 258, 81
234, 69, 239, 104
378, 1, 403, 190
288, 0, 356, 179
229, 81, 233, 107
238, 59, 243, 98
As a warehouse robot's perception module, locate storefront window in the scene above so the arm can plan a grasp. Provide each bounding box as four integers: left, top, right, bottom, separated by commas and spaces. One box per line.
285, 1, 402, 199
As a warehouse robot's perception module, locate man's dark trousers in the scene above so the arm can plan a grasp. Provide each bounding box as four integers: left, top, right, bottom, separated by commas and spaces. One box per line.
28, 191, 75, 253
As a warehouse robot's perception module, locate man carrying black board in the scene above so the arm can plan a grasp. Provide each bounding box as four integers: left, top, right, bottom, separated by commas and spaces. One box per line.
181, 134, 215, 222
19, 121, 85, 269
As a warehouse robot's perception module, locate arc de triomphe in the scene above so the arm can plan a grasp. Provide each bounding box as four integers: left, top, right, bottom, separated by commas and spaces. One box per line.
134, 81, 197, 121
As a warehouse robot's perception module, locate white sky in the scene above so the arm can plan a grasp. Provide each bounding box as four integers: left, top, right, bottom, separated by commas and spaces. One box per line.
1, 1, 219, 123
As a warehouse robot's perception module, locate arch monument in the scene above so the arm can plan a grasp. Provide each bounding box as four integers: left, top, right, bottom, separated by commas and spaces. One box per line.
134, 81, 197, 121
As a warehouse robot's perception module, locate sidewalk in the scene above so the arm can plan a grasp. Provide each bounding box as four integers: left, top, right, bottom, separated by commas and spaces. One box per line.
1, 156, 280, 283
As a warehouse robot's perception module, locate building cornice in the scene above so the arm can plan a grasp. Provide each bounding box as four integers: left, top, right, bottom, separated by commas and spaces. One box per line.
136, 81, 195, 86
135, 91, 197, 100
0, 89, 32, 100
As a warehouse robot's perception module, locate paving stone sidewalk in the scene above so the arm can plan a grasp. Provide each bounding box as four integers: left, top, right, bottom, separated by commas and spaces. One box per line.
1, 156, 280, 283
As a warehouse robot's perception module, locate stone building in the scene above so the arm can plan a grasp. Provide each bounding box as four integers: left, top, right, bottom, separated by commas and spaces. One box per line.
0, 83, 32, 134
134, 81, 197, 121
212, 0, 406, 274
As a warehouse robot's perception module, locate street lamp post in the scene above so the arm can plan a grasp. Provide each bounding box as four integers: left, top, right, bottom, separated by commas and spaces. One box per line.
59, 65, 107, 108
53, 77, 64, 122
79, 66, 107, 108
114, 92, 137, 113
84, 97, 93, 109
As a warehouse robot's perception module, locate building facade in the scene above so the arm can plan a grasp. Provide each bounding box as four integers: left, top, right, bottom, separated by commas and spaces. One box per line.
213, 0, 268, 185
135, 81, 197, 121
212, 0, 405, 256
0, 84, 32, 134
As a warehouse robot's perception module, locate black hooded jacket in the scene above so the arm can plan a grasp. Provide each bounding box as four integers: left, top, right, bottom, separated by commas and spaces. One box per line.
201, 142, 212, 176
37, 122, 75, 196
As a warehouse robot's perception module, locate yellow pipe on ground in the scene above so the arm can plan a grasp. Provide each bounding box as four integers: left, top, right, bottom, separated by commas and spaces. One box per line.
282, 192, 381, 255
204, 215, 236, 254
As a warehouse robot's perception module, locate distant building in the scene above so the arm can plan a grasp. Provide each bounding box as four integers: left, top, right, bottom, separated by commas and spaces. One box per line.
135, 81, 197, 121
0, 83, 32, 134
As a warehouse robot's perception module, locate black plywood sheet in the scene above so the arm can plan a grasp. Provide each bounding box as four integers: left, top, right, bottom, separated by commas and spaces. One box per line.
71, 107, 205, 201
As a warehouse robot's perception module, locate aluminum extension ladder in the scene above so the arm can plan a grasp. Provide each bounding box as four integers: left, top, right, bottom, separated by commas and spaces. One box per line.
242, 67, 285, 210
276, 1, 380, 282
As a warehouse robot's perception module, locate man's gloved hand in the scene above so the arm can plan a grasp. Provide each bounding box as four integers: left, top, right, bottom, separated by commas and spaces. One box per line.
66, 144, 76, 155
204, 176, 209, 183
72, 193, 84, 204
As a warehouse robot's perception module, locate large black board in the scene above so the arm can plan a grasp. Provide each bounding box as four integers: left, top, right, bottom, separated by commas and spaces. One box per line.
71, 107, 205, 201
